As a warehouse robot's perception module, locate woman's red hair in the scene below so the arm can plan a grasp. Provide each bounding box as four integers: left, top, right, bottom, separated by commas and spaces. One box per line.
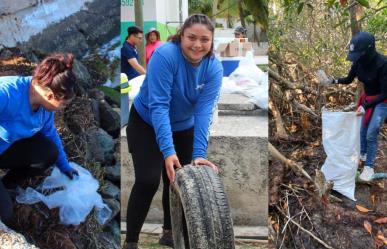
33, 53, 76, 100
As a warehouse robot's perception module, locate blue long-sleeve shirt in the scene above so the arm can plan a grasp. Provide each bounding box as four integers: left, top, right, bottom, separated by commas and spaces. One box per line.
134, 42, 223, 159
0, 76, 72, 172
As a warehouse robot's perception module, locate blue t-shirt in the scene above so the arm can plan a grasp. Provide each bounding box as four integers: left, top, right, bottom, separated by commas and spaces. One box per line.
134, 42, 223, 159
0, 76, 72, 172
121, 41, 141, 80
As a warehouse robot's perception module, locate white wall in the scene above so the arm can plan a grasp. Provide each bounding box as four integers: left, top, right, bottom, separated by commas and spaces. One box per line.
121, 0, 156, 22
121, 0, 188, 27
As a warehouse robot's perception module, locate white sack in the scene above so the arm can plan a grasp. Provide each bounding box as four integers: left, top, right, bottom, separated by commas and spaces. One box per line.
128, 74, 145, 100
224, 52, 268, 109
321, 111, 361, 200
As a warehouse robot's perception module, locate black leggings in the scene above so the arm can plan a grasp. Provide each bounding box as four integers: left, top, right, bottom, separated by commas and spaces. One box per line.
0, 132, 58, 225
126, 105, 193, 243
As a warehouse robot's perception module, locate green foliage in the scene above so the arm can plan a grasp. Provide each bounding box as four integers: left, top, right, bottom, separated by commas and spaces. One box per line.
270, 0, 386, 78
356, 0, 370, 8
243, 0, 268, 30
188, 0, 213, 15
96, 86, 120, 105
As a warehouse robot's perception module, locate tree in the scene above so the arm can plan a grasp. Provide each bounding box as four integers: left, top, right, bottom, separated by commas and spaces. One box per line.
242, 0, 268, 42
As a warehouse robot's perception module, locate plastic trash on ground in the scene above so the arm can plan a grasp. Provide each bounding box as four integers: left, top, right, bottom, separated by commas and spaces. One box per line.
321, 111, 361, 200
16, 162, 112, 225
316, 69, 331, 85
222, 51, 268, 109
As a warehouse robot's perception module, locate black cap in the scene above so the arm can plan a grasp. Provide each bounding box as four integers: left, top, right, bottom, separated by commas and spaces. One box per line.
234, 26, 247, 35
347, 32, 375, 62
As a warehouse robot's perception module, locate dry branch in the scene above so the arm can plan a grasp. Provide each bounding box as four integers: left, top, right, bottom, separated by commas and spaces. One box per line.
269, 68, 317, 96
276, 206, 337, 249
269, 142, 342, 203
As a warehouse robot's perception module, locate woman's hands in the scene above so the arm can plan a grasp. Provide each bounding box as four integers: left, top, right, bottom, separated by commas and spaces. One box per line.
165, 154, 182, 183
356, 106, 365, 116
193, 157, 219, 174
164, 155, 219, 184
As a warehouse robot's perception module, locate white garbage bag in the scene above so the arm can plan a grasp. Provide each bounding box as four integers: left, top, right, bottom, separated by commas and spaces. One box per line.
321, 111, 361, 200
16, 162, 112, 225
128, 74, 145, 100
224, 52, 268, 109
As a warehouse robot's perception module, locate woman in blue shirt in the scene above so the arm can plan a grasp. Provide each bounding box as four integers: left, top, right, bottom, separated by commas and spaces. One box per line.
0, 53, 78, 225
124, 14, 223, 249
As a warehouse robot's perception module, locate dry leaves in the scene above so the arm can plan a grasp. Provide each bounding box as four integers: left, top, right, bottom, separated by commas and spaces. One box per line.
356, 204, 372, 213
375, 231, 387, 248
363, 220, 372, 234
376, 231, 387, 245
374, 217, 387, 224
371, 195, 375, 206
273, 223, 280, 233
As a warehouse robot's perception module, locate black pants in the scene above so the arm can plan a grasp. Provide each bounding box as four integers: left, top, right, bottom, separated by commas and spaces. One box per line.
0, 132, 58, 225
126, 106, 193, 242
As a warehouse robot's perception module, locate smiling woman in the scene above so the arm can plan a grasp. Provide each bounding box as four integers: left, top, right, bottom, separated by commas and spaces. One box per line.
123, 14, 223, 249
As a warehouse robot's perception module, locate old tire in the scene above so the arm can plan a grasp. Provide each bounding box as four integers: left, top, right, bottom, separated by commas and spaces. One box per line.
170, 165, 235, 249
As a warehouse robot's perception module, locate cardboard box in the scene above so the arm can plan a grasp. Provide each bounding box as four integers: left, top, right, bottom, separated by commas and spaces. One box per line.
217, 42, 239, 57
216, 43, 229, 57
242, 42, 253, 56
234, 37, 248, 43
216, 40, 253, 57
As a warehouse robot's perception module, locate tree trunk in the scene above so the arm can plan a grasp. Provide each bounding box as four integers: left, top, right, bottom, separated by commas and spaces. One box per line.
253, 20, 259, 44
212, 0, 219, 22
134, 0, 145, 67
349, 0, 363, 36
237, 0, 246, 28
348, 0, 364, 101
269, 100, 289, 139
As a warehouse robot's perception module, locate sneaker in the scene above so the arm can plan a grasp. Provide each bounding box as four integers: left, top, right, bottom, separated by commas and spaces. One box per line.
159, 229, 174, 248
360, 154, 367, 162
359, 166, 374, 182
122, 242, 138, 249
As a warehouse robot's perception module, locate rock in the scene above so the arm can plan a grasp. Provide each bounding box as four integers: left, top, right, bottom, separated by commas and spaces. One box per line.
99, 100, 120, 138
114, 139, 120, 165
22, 0, 119, 58
85, 128, 114, 165
88, 89, 106, 101
104, 164, 120, 182
104, 198, 120, 222
0, 48, 14, 60
0, 220, 39, 248
90, 98, 101, 127
72, 59, 92, 90
103, 220, 120, 243
97, 232, 120, 249
0, 0, 38, 16
101, 180, 120, 200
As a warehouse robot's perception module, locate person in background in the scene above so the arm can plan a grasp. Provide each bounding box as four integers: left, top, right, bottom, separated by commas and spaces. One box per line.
321, 32, 387, 182
234, 26, 247, 39
145, 27, 164, 65
0, 53, 78, 226
123, 14, 222, 249
121, 26, 146, 127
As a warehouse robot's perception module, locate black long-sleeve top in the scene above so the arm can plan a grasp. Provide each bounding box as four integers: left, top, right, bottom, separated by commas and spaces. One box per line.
337, 52, 387, 109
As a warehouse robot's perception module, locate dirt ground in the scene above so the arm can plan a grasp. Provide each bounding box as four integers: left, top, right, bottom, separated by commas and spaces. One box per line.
269, 130, 387, 249
121, 233, 268, 249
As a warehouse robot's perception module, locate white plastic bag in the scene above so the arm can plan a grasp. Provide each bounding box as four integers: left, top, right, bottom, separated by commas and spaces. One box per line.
128, 74, 145, 100
321, 111, 361, 200
316, 69, 331, 85
224, 52, 268, 109
16, 162, 112, 225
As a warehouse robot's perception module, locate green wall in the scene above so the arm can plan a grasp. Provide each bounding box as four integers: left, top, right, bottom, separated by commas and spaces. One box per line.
121, 21, 177, 44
